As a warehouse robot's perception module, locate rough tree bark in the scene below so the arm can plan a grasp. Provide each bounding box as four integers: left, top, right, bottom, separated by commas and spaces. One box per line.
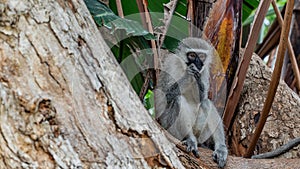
231, 54, 300, 158
1, 0, 300, 169
0, 0, 183, 168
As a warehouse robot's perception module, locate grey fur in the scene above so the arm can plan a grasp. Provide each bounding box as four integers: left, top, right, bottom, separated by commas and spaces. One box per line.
155, 37, 228, 168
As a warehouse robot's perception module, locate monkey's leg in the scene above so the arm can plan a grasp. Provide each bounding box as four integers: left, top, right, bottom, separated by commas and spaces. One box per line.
176, 95, 200, 158
204, 99, 228, 168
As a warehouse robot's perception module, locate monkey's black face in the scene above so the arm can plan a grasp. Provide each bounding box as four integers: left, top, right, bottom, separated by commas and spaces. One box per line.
186, 52, 205, 71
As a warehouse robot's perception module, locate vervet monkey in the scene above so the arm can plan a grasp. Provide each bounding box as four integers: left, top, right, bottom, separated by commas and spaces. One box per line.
155, 37, 228, 168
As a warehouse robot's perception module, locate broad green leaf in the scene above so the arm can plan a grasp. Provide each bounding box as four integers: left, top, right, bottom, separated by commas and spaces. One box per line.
242, 0, 286, 25
84, 0, 155, 96
85, 0, 155, 40
242, 0, 260, 22
109, 0, 140, 17
243, 6, 284, 26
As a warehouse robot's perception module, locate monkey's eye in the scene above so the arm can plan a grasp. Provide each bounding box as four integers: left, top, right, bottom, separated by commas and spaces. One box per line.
198, 53, 206, 61
187, 52, 197, 61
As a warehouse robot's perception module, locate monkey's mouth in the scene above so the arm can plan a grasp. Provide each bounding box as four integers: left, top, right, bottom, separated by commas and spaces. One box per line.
188, 63, 205, 74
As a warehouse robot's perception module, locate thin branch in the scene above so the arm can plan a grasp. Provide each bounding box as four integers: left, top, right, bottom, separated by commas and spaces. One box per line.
139, 70, 151, 99
267, 48, 276, 68
187, 0, 193, 22
291, 78, 297, 92
143, 1, 159, 86
135, 0, 147, 29
223, 0, 273, 131
244, 0, 295, 158
159, 0, 179, 48
187, 0, 194, 35
115, 0, 124, 18
135, 0, 159, 87
271, 0, 300, 91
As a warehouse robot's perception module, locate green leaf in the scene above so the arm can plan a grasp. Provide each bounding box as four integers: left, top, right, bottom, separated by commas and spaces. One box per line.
242, 0, 260, 22
84, 0, 155, 96
243, 5, 284, 26
84, 0, 155, 40
109, 0, 138, 15
144, 89, 155, 116
242, 0, 286, 25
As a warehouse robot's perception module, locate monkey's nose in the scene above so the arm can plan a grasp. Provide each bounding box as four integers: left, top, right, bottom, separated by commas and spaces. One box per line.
190, 64, 200, 71
194, 58, 204, 71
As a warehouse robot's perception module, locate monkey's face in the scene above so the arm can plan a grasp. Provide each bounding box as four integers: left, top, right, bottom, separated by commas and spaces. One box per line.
177, 38, 213, 74
186, 51, 206, 72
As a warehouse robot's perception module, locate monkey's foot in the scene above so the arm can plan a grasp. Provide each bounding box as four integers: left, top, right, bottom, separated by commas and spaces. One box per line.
182, 138, 200, 158
212, 145, 228, 168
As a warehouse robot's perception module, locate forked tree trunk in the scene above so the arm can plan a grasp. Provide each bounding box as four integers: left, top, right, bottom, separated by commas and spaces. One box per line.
0, 0, 183, 168
1, 0, 300, 169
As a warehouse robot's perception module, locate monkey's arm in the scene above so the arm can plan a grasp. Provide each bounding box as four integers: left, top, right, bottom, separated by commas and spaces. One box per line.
155, 70, 188, 129
201, 99, 228, 168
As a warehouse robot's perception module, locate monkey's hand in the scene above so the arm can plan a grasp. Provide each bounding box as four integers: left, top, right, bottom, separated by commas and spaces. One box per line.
182, 135, 200, 158
187, 64, 201, 79
212, 144, 228, 168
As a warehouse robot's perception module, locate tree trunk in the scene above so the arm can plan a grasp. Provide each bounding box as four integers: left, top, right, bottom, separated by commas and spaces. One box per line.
231, 53, 300, 158
0, 0, 183, 168
1, 0, 300, 168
